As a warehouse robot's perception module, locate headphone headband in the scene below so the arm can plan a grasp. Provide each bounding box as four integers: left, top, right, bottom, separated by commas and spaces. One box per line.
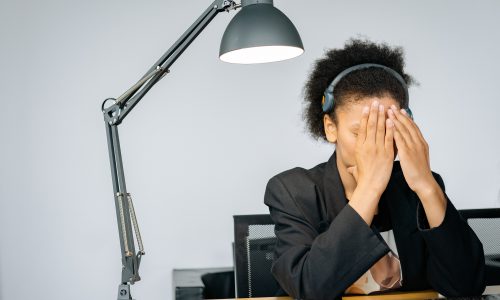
322, 63, 410, 114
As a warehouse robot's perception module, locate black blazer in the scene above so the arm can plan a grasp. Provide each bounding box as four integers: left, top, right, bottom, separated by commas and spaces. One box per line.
264, 151, 486, 300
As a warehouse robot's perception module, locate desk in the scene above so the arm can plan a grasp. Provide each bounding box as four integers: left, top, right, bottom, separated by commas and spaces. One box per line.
215, 285, 500, 300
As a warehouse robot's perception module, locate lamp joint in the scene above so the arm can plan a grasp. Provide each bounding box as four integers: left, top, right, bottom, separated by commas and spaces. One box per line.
102, 98, 122, 125
217, 0, 239, 12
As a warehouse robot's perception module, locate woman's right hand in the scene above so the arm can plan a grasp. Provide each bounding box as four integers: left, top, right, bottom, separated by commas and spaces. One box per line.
355, 100, 395, 194
348, 100, 395, 225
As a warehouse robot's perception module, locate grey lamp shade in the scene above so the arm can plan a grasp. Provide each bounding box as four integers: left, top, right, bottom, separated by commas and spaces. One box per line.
219, 0, 304, 64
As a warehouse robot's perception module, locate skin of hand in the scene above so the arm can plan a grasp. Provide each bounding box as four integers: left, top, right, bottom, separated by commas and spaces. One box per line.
386, 106, 433, 193
348, 100, 396, 225
324, 97, 445, 227
353, 101, 396, 192
323, 95, 399, 200
387, 105, 447, 228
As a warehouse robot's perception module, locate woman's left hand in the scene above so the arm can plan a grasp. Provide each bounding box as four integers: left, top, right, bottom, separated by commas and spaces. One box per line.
387, 105, 437, 194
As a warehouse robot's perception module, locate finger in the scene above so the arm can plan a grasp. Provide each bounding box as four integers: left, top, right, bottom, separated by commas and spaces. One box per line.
357, 105, 369, 145
401, 109, 430, 166
376, 104, 386, 146
393, 127, 407, 151
391, 106, 418, 144
366, 100, 379, 144
388, 108, 413, 146
401, 109, 426, 144
385, 118, 395, 155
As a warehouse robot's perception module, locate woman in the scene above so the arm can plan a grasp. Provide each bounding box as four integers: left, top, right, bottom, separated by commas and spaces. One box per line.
264, 39, 485, 300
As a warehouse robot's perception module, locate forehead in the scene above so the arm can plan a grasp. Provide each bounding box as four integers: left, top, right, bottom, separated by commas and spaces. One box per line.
336, 96, 400, 128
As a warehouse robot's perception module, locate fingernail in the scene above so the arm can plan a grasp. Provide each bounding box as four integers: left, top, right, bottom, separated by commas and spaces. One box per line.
362, 106, 369, 114
388, 109, 394, 118
401, 108, 407, 115
391, 105, 397, 110
379, 105, 384, 112
372, 100, 379, 107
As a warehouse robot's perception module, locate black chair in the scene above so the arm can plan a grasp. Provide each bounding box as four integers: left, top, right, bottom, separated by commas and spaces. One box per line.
233, 214, 281, 298
460, 208, 500, 285
172, 267, 234, 300
201, 269, 235, 299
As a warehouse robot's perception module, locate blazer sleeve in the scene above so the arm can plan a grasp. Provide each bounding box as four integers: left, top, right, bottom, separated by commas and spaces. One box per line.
264, 175, 390, 300
417, 172, 486, 297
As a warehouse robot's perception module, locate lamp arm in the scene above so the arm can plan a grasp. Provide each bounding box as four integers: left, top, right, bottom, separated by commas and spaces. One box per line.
102, 0, 239, 125
100, 1, 240, 299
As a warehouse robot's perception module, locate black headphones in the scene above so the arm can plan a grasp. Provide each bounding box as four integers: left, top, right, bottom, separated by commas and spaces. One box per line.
321, 63, 413, 119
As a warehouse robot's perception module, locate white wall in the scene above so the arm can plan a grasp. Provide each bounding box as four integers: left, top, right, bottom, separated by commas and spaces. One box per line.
1, 0, 499, 299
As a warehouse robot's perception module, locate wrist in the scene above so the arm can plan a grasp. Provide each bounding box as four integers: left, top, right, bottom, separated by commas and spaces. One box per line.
414, 179, 441, 201
349, 182, 383, 226
356, 181, 384, 198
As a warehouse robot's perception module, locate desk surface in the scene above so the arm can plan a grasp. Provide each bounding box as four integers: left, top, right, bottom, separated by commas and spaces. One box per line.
217, 285, 500, 300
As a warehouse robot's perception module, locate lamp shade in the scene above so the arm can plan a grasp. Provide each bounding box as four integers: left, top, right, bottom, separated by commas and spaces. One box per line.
219, 0, 304, 64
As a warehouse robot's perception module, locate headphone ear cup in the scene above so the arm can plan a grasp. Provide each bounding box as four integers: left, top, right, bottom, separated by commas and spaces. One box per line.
322, 92, 334, 113
405, 107, 414, 120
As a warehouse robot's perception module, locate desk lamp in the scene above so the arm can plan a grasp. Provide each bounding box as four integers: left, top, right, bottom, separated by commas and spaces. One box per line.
100, 1, 303, 299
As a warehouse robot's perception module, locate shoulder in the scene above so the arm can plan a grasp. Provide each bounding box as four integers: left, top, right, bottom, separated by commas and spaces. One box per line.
264, 162, 326, 211
267, 162, 326, 193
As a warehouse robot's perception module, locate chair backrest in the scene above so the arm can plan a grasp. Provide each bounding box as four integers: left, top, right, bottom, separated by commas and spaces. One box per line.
459, 208, 500, 285
233, 214, 281, 298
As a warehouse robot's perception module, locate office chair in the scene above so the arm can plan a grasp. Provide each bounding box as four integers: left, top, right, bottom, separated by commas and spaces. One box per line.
460, 208, 500, 285
233, 214, 281, 298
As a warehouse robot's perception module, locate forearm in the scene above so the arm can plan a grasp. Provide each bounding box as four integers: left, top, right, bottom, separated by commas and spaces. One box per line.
415, 179, 447, 228
418, 195, 486, 295
348, 183, 383, 226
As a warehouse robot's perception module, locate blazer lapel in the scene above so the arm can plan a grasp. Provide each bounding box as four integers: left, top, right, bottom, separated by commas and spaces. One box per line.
322, 151, 349, 224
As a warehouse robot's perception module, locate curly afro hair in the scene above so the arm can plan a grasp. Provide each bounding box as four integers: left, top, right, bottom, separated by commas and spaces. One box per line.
302, 38, 416, 141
